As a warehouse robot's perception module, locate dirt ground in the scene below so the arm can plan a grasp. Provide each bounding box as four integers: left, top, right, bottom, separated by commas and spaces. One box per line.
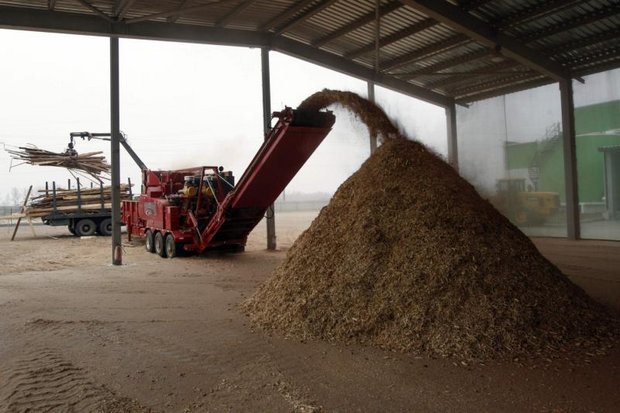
0, 211, 618, 412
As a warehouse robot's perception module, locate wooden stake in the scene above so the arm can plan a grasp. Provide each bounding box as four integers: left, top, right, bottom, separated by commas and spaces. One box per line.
11, 185, 33, 241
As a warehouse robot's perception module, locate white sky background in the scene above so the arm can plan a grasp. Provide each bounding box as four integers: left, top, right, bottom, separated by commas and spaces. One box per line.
0, 28, 448, 203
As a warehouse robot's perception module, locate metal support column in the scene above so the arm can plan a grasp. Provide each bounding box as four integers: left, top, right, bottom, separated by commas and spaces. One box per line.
261, 47, 276, 250
368, 0, 380, 155
110, 37, 122, 264
446, 101, 458, 170
560, 78, 580, 240
367, 81, 378, 153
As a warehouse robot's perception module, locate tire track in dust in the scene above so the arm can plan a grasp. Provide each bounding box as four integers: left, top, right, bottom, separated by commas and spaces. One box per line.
193, 354, 323, 413
0, 347, 143, 412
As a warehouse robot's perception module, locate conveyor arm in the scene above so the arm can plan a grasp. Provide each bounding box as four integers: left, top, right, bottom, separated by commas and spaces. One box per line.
194, 107, 335, 252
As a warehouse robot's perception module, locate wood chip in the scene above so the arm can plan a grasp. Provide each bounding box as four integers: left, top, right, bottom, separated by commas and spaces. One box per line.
244, 90, 618, 361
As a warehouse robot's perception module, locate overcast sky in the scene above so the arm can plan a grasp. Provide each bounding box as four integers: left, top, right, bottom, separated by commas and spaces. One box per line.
0, 28, 448, 203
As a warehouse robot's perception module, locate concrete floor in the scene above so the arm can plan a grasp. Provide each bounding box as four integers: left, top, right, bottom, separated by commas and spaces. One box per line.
520, 217, 620, 240
0, 212, 618, 412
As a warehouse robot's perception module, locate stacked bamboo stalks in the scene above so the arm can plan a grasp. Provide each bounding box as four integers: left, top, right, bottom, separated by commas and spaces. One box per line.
6, 146, 110, 178
24, 184, 132, 218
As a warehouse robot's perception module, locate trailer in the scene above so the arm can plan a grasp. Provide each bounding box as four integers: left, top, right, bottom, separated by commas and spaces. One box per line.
31, 180, 133, 236
122, 107, 336, 257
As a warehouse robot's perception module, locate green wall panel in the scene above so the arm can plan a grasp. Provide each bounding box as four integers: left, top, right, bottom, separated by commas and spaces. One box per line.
504, 99, 620, 203
575, 100, 620, 135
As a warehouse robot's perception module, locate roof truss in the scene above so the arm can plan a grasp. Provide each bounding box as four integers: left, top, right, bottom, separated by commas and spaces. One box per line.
1, 0, 619, 105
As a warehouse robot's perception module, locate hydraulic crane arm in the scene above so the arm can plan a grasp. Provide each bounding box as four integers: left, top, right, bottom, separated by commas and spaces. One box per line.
69, 131, 147, 170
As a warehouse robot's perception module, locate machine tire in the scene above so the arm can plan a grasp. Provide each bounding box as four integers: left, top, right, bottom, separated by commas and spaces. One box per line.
514, 210, 529, 226
145, 230, 155, 253
98, 218, 112, 236
75, 219, 97, 236
68, 225, 76, 236
165, 234, 177, 259
154, 232, 166, 257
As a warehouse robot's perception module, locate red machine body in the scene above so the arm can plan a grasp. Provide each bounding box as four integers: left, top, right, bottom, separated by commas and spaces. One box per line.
121, 107, 335, 257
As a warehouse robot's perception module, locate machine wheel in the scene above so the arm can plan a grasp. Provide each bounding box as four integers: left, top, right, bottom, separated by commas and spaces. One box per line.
75, 219, 97, 236
98, 218, 112, 236
165, 234, 177, 259
154, 232, 166, 257
145, 230, 155, 253
514, 210, 529, 226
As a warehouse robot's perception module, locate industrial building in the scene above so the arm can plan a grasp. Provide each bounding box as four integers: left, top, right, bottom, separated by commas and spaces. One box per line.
0, 1, 618, 412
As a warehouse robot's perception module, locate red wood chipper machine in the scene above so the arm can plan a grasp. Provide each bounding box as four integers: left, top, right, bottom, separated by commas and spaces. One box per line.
121, 107, 335, 258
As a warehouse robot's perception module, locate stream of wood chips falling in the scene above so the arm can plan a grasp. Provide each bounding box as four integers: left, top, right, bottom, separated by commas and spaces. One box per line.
244, 89, 617, 361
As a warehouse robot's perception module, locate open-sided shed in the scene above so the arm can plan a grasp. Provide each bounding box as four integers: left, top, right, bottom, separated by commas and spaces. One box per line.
1, 0, 618, 262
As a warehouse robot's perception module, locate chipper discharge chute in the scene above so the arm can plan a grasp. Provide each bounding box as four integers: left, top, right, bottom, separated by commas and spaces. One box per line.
122, 107, 336, 258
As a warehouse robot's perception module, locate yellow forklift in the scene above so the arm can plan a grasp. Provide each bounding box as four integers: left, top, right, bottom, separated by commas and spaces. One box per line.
493, 178, 560, 226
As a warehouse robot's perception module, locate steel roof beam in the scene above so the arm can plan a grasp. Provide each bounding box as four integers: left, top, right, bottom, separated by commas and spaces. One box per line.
398, 49, 490, 79
215, 0, 258, 27
260, 0, 316, 31
413, 26, 620, 89
311, 1, 403, 48
386, 1, 583, 81
272, 36, 452, 107
425, 61, 523, 89
551, 27, 620, 56
575, 58, 620, 78
167, 0, 191, 23
346, 0, 493, 61
345, 17, 437, 59
0, 5, 451, 108
382, 34, 469, 71
523, 3, 620, 42
400, 0, 570, 80
115, 0, 137, 20
456, 77, 551, 104
0, 5, 270, 47
415, 69, 532, 77
494, 0, 580, 28
76, 0, 114, 23
125, 0, 239, 24
566, 46, 620, 70
273, 0, 339, 35
450, 72, 541, 96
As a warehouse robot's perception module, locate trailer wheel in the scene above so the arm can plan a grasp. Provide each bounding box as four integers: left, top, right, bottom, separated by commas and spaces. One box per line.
145, 230, 155, 253
68, 225, 76, 236
165, 234, 177, 258
98, 218, 112, 236
75, 219, 96, 236
154, 232, 166, 257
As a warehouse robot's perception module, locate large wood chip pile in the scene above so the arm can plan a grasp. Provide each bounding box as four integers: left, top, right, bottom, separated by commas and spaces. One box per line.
244, 91, 617, 360
6, 146, 110, 178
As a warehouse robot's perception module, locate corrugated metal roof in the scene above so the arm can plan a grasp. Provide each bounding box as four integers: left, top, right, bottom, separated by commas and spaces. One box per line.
0, 0, 618, 105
